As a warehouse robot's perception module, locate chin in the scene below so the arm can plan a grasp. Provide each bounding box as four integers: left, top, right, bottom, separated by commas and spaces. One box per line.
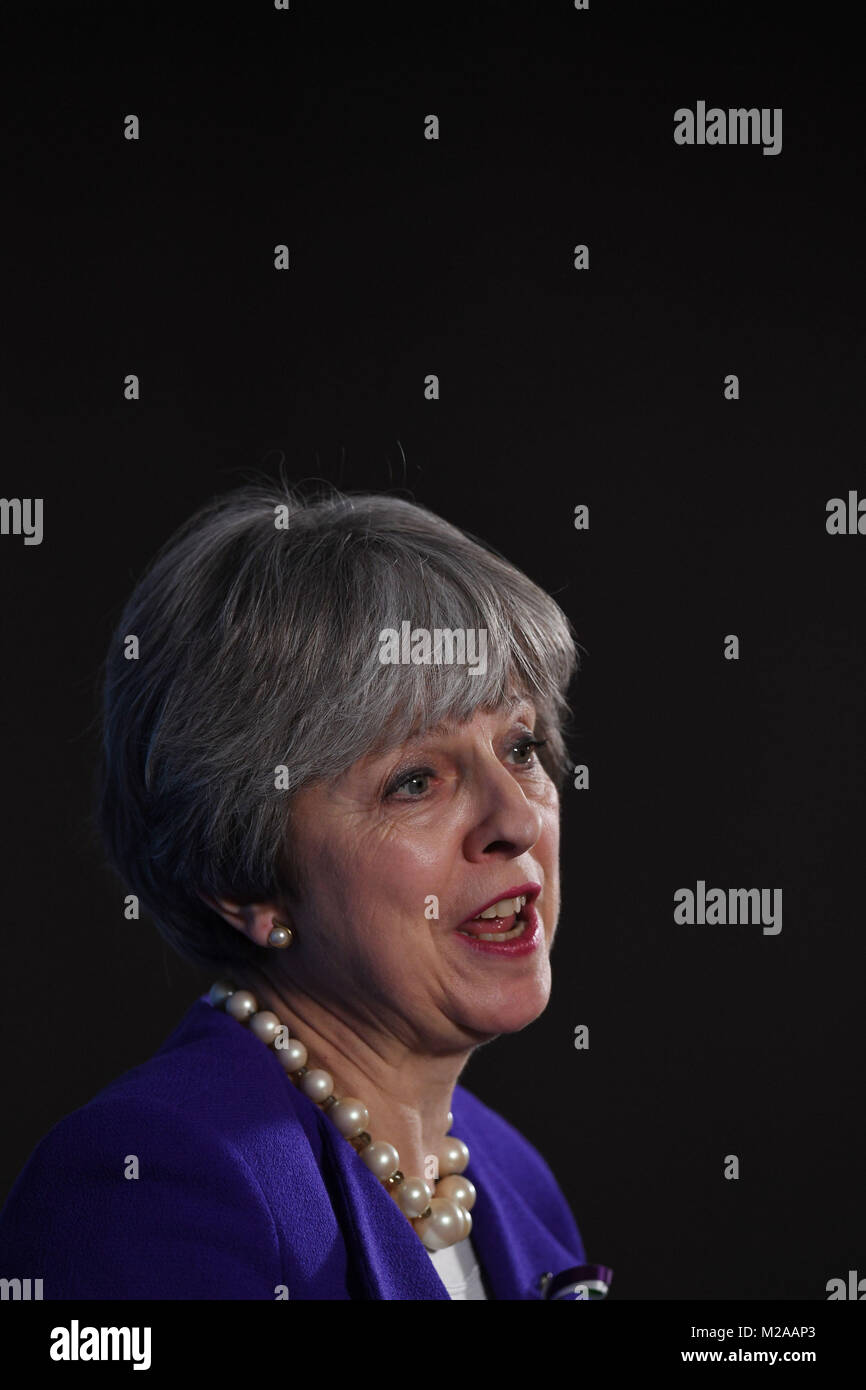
460, 974, 552, 1039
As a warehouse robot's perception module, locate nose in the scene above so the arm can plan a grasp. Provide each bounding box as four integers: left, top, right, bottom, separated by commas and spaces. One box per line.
461, 754, 544, 862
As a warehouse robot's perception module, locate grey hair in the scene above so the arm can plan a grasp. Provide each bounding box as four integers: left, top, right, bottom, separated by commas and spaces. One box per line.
96, 483, 580, 970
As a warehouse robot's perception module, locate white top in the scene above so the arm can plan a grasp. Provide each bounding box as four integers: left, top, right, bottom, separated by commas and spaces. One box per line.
427, 1235, 489, 1299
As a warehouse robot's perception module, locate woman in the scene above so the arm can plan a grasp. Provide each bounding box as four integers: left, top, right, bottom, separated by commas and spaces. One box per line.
0, 484, 612, 1301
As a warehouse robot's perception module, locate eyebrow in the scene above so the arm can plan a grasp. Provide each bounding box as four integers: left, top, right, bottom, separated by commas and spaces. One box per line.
400, 699, 536, 747
344, 699, 538, 787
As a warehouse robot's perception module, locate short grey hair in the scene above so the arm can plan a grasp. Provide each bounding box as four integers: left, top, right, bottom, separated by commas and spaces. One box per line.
96, 484, 580, 970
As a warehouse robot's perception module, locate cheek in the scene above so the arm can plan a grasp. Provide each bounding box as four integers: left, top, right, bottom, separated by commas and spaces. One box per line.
310, 822, 446, 937
539, 807, 561, 914
364, 816, 457, 901
540, 801, 561, 859
292, 829, 372, 938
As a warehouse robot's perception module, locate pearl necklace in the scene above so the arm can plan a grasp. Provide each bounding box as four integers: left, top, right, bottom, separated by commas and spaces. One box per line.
209, 980, 476, 1251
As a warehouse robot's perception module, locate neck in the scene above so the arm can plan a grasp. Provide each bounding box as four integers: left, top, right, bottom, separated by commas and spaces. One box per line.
236, 962, 473, 1185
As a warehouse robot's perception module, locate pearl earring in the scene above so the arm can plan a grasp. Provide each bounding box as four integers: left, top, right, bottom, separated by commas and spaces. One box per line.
267, 918, 294, 949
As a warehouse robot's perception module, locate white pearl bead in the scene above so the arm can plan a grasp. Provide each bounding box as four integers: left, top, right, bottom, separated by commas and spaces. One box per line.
435, 1174, 476, 1211
359, 1140, 400, 1181
275, 1038, 307, 1072
226, 989, 257, 1021
415, 1197, 465, 1251
456, 1206, 472, 1240
446, 1110, 453, 1131
437, 1136, 470, 1176
249, 1010, 281, 1045
329, 1098, 369, 1138
299, 1068, 334, 1102
393, 1176, 433, 1220
208, 981, 234, 1007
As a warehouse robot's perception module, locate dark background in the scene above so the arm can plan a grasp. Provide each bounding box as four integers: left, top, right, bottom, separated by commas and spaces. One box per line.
1, 1, 863, 1299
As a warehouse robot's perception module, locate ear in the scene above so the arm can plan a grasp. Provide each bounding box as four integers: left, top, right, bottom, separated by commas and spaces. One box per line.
198, 892, 289, 949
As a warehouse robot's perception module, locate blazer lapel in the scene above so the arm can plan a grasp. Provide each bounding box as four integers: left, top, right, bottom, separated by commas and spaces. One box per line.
318, 1111, 451, 1300
308, 1086, 583, 1301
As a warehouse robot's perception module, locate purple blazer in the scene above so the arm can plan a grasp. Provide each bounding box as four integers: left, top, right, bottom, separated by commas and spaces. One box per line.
0, 996, 610, 1300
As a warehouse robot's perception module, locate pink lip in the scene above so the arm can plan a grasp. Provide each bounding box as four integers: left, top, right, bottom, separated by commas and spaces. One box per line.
458, 882, 541, 926
454, 902, 541, 956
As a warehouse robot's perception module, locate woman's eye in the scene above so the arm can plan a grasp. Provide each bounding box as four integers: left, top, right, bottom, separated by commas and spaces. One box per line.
510, 737, 546, 765
400, 773, 431, 796
387, 737, 546, 798
387, 768, 434, 798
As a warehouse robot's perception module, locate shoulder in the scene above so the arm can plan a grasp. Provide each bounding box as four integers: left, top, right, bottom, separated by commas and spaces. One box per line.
0, 999, 316, 1298
24, 996, 322, 1172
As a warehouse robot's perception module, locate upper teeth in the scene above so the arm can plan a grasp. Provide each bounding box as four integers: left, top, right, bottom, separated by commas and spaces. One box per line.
475, 895, 526, 919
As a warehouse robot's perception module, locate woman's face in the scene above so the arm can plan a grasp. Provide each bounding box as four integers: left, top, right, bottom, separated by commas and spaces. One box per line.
278, 698, 561, 1050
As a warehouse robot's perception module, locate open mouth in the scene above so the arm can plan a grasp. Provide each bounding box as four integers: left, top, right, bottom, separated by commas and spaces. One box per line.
456, 893, 529, 942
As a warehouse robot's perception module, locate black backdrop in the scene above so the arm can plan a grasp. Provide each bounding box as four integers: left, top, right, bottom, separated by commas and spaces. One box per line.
1, 1, 863, 1301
